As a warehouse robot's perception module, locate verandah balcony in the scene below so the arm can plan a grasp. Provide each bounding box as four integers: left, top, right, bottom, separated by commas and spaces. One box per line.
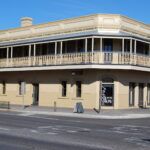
0, 51, 149, 68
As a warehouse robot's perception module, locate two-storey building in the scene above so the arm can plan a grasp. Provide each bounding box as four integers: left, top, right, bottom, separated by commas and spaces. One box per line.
0, 14, 150, 110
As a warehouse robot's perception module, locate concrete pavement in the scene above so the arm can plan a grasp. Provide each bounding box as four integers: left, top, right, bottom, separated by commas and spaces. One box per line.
3, 105, 150, 119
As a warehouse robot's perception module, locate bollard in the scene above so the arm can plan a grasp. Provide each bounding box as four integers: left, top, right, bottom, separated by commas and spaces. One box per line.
54, 101, 57, 112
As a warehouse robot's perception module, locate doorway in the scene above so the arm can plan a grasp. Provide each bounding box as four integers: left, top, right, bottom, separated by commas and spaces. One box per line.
104, 39, 113, 63
32, 84, 39, 105
101, 84, 114, 106
139, 83, 144, 108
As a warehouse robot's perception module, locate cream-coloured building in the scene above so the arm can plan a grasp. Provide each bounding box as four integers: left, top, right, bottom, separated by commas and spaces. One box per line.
0, 14, 150, 110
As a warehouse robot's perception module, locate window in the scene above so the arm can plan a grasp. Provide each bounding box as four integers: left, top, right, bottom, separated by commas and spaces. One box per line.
2, 81, 6, 94
139, 83, 144, 107
62, 81, 67, 97
76, 81, 82, 97
19, 82, 22, 95
129, 83, 135, 106
19, 81, 26, 95
147, 84, 150, 105
104, 39, 113, 52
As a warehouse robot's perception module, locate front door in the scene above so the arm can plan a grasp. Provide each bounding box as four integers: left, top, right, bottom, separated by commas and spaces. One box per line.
139, 83, 144, 108
33, 84, 39, 105
101, 84, 114, 106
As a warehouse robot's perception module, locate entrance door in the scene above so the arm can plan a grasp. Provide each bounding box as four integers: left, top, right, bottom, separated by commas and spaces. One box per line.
139, 83, 144, 108
101, 84, 114, 106
32, 84, 39, 105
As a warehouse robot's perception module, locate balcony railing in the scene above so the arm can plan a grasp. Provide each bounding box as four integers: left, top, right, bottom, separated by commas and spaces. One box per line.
0, 52, 149, 68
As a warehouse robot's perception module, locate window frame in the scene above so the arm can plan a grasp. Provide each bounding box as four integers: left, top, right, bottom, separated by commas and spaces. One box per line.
129, 82, 135, 106
19, 81, 22, 95
2, 81, 6, 95
19, 81, 26, 96
147, 84, 150, 105
61, 81, 67, 97
76, 81, 82, 98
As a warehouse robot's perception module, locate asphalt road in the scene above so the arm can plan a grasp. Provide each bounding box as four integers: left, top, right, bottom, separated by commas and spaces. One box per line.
0, 110, 150, 150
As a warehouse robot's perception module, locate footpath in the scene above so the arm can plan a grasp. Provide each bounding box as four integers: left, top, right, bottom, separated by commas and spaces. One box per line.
4, 105, 150, 119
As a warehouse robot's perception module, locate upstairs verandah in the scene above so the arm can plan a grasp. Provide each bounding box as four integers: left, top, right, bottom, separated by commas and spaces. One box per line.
0, 37, 150, 68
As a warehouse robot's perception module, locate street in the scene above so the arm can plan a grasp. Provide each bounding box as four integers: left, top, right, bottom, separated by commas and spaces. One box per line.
0, 110, 149, 150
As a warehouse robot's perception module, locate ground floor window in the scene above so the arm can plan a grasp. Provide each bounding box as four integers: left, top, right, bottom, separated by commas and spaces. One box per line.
19, 82, 22, 95
2, 81, 6, 94
129, 82, 135, 106
139, 83, 144, 107
147, 84, 150, 105
61, 81, 67, 97
101, 84, 114, 106
76, 81, 82, 97
19, 81, 26, 95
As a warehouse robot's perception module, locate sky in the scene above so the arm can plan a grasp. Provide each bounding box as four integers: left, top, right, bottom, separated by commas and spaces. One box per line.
0, 0, 150, 30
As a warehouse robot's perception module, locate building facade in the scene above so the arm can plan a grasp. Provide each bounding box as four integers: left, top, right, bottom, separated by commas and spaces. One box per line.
0, 14, 150, 110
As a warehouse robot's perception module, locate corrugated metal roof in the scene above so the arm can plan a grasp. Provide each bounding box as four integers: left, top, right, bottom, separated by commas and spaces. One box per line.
0, 30, 149, 47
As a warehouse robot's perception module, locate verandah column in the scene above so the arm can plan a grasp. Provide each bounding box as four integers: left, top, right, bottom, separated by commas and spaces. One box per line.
122, 38, 124, 64
6, 47, 9, 66
60, 41, 63, 64
100, 38, 103, 63
28, 44, 31, 66
85, 38, 87, 63
92, 37, 94, 63
130, 38, 133, 64
134, 40, 137, 65
55, 42, 57, 65
33, 44, 36, 65
10, 46, 13, 67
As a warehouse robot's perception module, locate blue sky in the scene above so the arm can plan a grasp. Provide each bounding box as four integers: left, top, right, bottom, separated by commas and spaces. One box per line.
0, 0, 150, 30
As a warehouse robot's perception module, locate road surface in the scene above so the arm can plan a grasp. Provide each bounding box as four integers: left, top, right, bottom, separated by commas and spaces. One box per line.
0, 110, 149, 150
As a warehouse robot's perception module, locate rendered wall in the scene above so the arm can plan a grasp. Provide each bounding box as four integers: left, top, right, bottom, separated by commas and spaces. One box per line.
0, 69, 150, 109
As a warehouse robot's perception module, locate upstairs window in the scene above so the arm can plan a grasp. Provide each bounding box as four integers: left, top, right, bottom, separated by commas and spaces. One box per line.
104, 39, 113, 52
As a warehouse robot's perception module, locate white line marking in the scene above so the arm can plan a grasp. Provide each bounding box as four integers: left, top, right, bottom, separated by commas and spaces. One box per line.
0, 127, 9, 131
30, 130, 38, 133
38, 126, 52, 129
47, 132, 58, 135
67, 130, 77, 133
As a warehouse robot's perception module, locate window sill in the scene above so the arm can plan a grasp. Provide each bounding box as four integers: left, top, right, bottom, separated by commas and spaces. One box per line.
58, 97, 69, 99
16, 95, 24, 97
72, 97, 84, 100
0, 94, 7, 96
129, 105, 135, 107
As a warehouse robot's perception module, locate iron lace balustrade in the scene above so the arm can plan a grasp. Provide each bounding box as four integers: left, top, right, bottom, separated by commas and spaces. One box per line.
0, 51, 149, 68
